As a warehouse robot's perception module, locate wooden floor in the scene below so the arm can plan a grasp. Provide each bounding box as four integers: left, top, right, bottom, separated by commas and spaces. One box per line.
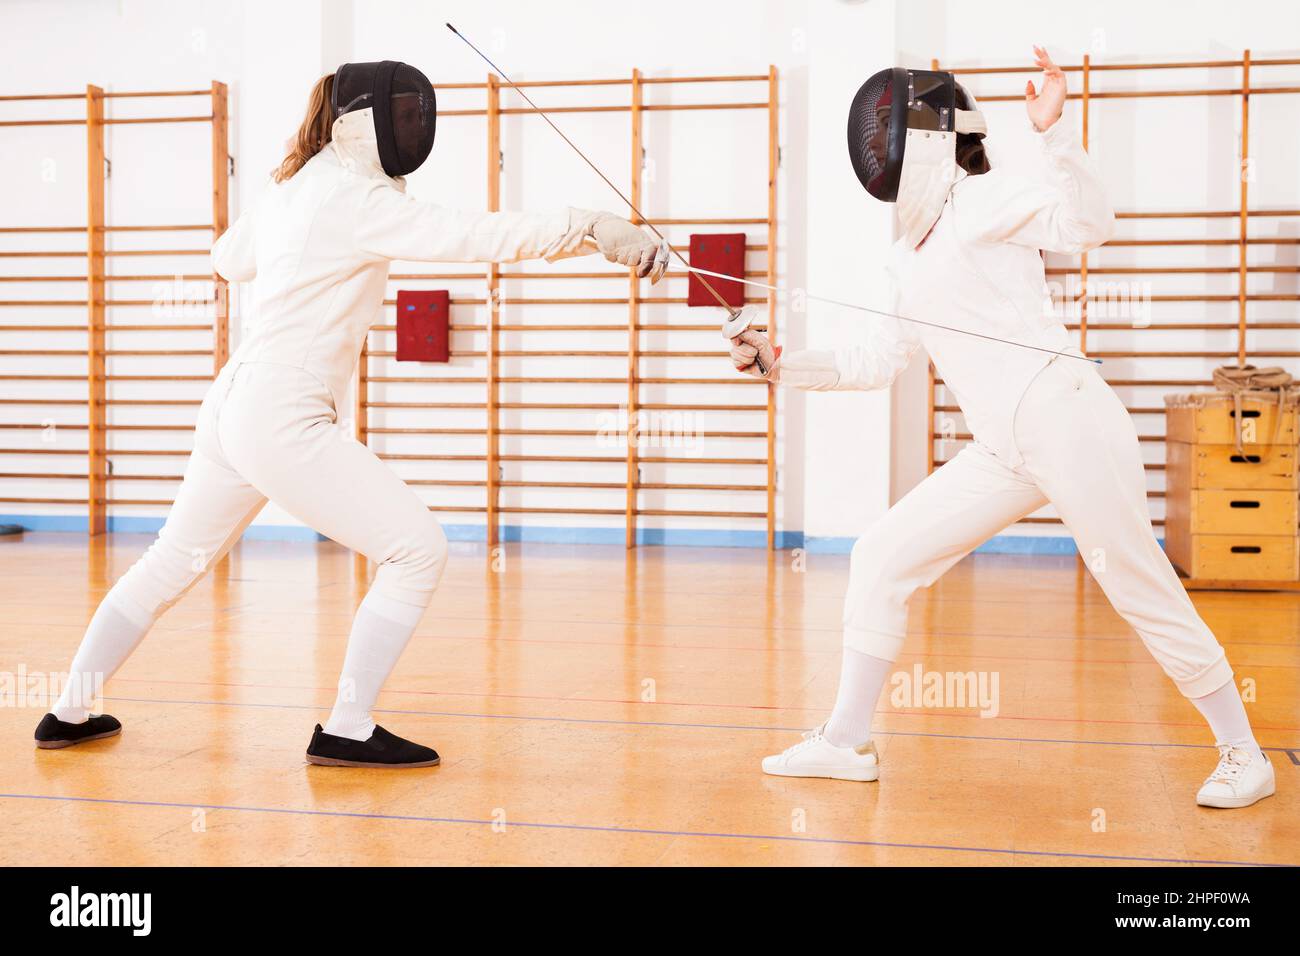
1, 531, 1296, 866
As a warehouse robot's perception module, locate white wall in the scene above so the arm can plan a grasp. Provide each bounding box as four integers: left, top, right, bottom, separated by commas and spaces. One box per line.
1, 0, 1297, 545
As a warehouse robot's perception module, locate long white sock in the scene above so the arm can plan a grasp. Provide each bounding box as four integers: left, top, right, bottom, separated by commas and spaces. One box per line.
323, 590, 428, 741
51, 591, 154, 723
822, 647, 895, 748
1191, 680, 1263, 759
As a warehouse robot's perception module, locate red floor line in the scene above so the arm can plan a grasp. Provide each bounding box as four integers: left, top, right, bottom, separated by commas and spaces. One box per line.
19, 607, 1300, 650
101, 674, 1300, 734
57, 616, 1298, 656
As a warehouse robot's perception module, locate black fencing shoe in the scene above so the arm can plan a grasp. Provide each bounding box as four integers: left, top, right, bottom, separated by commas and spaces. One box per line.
305, 724, 440, 768
34, 713, 122, 749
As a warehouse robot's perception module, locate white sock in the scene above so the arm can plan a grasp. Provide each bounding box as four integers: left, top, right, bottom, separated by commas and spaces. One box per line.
323, 590, 428, 741
52, 591, 154, 723
1191, 680, 1263, 759
822, 647, 894, 748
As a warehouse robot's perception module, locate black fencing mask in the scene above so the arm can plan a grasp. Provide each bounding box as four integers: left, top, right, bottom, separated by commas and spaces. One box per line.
332, 60, 437, 177
847, 68, 986, 246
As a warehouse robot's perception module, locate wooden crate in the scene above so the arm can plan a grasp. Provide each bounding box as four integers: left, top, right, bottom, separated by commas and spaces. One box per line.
1166, 394, 1297, 447
1165, 392, 1300, 591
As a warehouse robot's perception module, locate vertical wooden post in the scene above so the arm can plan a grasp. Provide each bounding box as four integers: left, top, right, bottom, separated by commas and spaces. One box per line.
211, 81, 230, 375
210, 81, 233, 573
1078, 55, 1091, 356
765, 65, 778, 550
1074, 57, 1095, 572
625, 69, 643, 549
352, 314, 368, 582
354, 355, 368, 443
352, 334, 370, 588
486, 74, 502, 547
86, 84, 107, 537
1238, 49, 1250, 368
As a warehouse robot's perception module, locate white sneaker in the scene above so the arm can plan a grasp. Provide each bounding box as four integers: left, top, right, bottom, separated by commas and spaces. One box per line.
761, 724, 879, 782
1196, 746, 1275, 809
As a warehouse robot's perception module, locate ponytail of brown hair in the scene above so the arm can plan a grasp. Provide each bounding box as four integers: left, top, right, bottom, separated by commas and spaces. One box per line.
956, 134, 991, 177
272, 73, 335, 183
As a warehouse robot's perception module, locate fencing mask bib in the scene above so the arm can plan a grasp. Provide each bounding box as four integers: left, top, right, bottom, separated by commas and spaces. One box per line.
847, 68, 986, 247
332, 60, 437, 177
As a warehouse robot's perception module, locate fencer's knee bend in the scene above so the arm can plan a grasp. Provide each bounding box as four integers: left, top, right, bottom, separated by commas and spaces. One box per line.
404, 512, 449, 594
417, 515, 449, 585
850, 530, 913, 607
110, 528, 210, 621
843, 526, 917, 660
849, 528, 903, 591
373, 513, 448, 606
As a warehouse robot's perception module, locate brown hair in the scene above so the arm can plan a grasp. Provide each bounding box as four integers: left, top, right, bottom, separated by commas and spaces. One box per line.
956, 133, 990, 176
272, 73, 335, 183
953, 84, 990, 177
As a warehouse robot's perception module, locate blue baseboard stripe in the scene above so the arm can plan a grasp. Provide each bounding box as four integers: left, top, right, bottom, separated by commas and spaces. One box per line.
805, 534, 1166, 556
804, 534, 1082, 556
0, 513, 326, 541
0, 512, 1158, 555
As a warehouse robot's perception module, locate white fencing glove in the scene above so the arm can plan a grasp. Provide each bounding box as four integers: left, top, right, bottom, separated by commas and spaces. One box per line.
729, 328, 779, 380
590, 214, 666, 283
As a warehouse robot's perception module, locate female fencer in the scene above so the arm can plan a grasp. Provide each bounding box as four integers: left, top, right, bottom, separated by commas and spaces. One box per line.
36, 61, 667, 768
727, 48, 1273, 807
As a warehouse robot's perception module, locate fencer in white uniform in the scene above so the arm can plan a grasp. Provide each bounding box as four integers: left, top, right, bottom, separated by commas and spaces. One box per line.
731, 49, 1273, 808
36, 62, 667, 768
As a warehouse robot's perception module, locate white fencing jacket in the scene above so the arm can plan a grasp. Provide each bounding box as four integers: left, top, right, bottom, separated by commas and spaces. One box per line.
779, 120, 1115, 466
212, 107, 603, 408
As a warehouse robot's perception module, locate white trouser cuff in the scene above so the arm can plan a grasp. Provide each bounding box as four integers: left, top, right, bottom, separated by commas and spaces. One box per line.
359, 588, 428, 627
843, 626, 906, 662
104, 587, 157, 629
369, 564, 441, 611
1175, 655, 1234, 700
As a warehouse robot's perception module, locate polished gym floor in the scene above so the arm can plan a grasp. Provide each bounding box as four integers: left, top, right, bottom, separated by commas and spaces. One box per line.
1, 531, 1296, 866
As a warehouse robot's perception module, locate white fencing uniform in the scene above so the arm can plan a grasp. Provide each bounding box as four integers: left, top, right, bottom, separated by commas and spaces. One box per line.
779, 120, 1232, 699
111, 108, 603, 618
52, 109, 607, 729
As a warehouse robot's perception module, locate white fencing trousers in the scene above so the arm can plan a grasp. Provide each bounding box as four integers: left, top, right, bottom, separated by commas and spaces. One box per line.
107, 361, 448, 623
843, 356, 1233, 699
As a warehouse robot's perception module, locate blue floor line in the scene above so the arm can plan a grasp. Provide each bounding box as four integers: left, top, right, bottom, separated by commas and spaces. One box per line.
0, 791, 1286, 866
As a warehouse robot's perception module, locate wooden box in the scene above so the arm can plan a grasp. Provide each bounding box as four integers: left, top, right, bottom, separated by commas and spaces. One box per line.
1166, 394, 1296, 446
1165, 391, 1299, 590
1165, 534, 1299, 582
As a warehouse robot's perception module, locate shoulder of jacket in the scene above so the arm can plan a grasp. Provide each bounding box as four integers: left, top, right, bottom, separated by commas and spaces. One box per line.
349, 176, 409, 209
948, 168, 1018, 241
951, 166, 1007, 201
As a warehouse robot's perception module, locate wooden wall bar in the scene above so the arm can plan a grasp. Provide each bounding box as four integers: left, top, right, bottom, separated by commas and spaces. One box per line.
85, 84, 106, 536
211, 81, 230, 375
765, 65, 779, 549
360, 68, 780, 548
4, 71, 778, 547
625, 68, 643, 548
1238, 51, 1251, 368
0, 85, 227, 531
485, 73, 502, 545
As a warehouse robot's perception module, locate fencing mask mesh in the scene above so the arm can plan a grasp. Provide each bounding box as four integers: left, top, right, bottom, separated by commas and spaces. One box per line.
847, 68, 986, 245
333, 60, 437, 177
846, 69, 897, 201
